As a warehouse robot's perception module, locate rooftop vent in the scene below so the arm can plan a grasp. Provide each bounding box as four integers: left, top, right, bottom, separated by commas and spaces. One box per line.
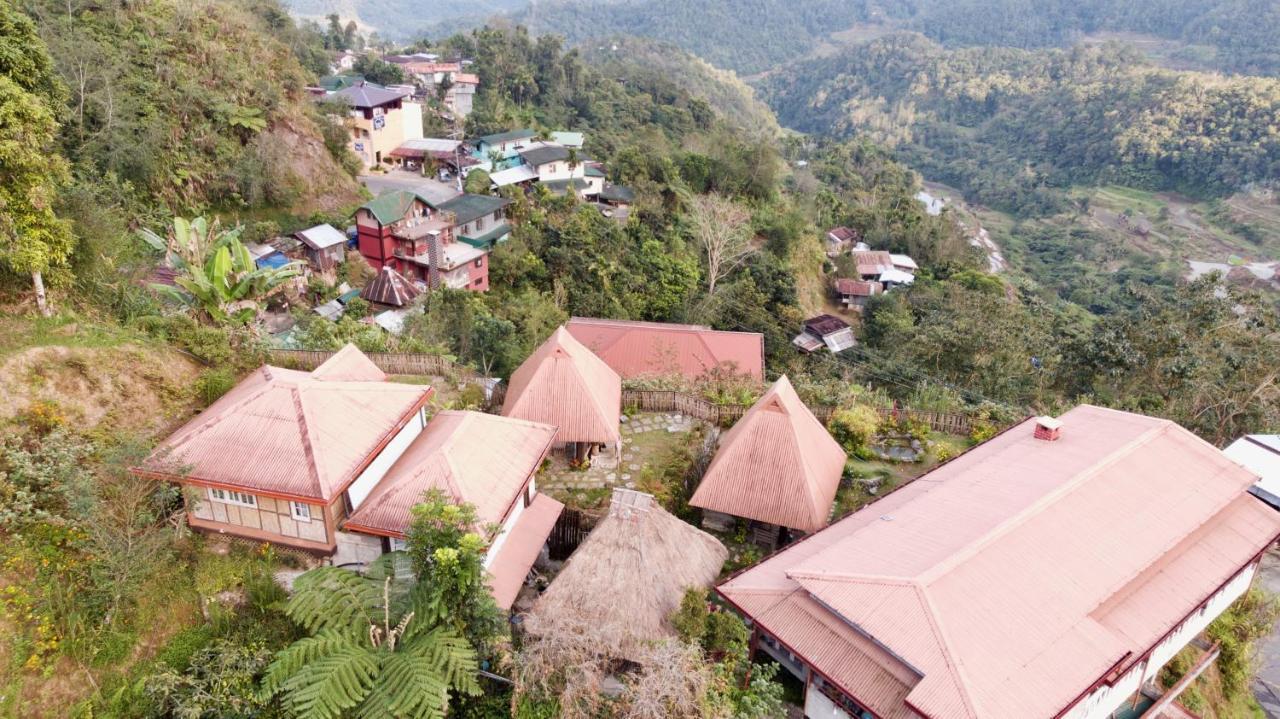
1034, 416, 1063, 442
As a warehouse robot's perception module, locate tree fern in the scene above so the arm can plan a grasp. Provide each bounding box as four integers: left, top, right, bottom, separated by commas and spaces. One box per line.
261, 566, 479, 719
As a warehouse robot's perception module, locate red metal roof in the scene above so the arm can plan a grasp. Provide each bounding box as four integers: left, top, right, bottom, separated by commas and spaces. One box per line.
720, 405, 1280, 719
690, 376, 846, 532
835, 279, 883, 296
344, 411, 556, 534
488, 493, 564, 609
853, 250, 894, 276
502, 327, 622, 446
565, 317, 764, 381
142, 346, 430, 501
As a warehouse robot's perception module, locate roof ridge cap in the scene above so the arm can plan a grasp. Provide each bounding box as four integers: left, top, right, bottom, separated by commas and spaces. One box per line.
912, 583, 983, 719
919, 419, 1171, 586
291, 384, 326, 499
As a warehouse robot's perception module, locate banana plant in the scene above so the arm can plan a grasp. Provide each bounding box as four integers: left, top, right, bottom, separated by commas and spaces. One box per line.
140, 216, 302, 325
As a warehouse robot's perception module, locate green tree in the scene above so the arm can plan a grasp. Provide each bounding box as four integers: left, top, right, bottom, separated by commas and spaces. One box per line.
463, 169, 491, 195
139, 216, 302, 324
260, 557, 480, 719
827, 406, 881, 458
0, 1, 74, 315
404, 489, 506, 654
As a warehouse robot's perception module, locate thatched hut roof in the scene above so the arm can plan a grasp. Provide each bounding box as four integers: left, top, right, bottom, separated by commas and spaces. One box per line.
525, 489, 727, 662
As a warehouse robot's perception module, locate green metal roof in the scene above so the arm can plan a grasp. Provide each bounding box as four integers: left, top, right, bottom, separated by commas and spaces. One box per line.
357, 190, 431, 225
318, 74, 364, 92
543, 178, 590, 194
459, 225, 511, 250
477, 128, 536, 145
585, 165, 606, 177
436, 193, 511, 225
599, 184, 636, 203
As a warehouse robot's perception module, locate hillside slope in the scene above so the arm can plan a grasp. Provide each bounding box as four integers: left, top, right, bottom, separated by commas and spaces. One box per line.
31, 0, 361, 213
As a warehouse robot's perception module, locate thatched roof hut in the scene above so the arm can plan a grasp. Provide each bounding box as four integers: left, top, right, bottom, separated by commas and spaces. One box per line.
525, 489, 727, 662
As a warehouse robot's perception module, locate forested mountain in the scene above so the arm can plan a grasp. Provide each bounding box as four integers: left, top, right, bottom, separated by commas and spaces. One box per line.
579, 37, 781, 137
759, 34, 1280, 215
407, 0, 1280, 76
283, 0, 524, 38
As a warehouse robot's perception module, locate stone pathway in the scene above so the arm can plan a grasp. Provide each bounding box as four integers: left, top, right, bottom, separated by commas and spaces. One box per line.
540, 413, 700, 494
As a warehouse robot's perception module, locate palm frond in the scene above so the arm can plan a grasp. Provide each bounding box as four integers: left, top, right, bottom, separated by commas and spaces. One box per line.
402, 627, 480, 696
259, 631, 353, 699
287, 567, 385, 639
283, 645, 381, 719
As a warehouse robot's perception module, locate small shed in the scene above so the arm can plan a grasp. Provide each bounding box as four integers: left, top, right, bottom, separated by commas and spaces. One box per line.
690, 376, 846, 545
825, 226, 859, 257
295, 224, 348, 270
502, 327, 622, 465
525, 488, 728, 662
794, 314, 855, 354
835, 278, 883, 311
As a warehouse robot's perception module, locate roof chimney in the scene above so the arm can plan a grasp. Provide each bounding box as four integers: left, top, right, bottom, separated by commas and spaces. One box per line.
1034, 416, 1063, 442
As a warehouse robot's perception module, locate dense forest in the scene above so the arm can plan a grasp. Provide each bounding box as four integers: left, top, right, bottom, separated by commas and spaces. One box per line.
399, 0, 1280, 76
760, 34, 1280, 214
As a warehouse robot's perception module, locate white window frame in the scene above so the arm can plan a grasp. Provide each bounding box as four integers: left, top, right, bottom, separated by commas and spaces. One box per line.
390, 537, 408, 552
290, 501, 312, 522
209, 488, 257, 508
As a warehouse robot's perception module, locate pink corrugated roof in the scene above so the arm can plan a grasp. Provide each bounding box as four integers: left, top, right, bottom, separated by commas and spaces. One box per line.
310, 343, 387, 382
488, 493, 564, 609
720, 405, 1280, 719
344, 411, 556, 534
502, 327, 621, 446
143, 346, 429, 501
690, 376, 846, 532
565, 317, 764, 381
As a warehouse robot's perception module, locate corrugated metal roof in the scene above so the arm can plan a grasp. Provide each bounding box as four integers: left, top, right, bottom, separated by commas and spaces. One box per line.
720, 405, 1280, 719
565, 317, 764, 381
295, 224, 347, 250
488, 493, 564, 609
142, 346, 430, 501
502, 327, 621, 446
344, 411, 556, 534
690, 376, 845, 532
853, 250, 894, 276
361, 265, 421, 307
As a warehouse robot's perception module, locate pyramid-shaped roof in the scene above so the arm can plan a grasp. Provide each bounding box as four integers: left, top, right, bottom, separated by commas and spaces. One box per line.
345, 411, 557, 535
361, 265, 421, 307
690, 375, 846, 532
140, 346, 430, 501
502, 327, 621, 446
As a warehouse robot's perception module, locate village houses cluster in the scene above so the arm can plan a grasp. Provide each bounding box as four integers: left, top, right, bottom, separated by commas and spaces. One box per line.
135, 310, 1280, 719
130, 47, 1280, 719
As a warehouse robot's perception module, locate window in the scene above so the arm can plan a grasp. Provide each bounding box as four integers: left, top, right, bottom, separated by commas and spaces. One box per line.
549, 163, 558, 173
473, 277, 483, 286
390, 538, 408, 552
475, 217, 485, 231
290, 502, 311, 522
473, 258, 483, 268
209, 488, 257, 508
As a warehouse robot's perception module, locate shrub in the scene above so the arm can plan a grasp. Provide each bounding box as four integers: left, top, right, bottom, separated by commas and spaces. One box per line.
703, 610, 749, 656
342, 297, 370, 319
670, 588, 710, 644
827, 406, 881, 455
195, 368, 236, 406
969, 421, 997, 444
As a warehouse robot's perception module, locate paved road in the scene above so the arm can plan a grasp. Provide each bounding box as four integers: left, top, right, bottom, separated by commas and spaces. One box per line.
358, 170, 461, 204
1254, 548, 1280, 717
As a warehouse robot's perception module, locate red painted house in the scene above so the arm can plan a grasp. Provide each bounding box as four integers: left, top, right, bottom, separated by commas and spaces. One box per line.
353, 190, 490, 291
